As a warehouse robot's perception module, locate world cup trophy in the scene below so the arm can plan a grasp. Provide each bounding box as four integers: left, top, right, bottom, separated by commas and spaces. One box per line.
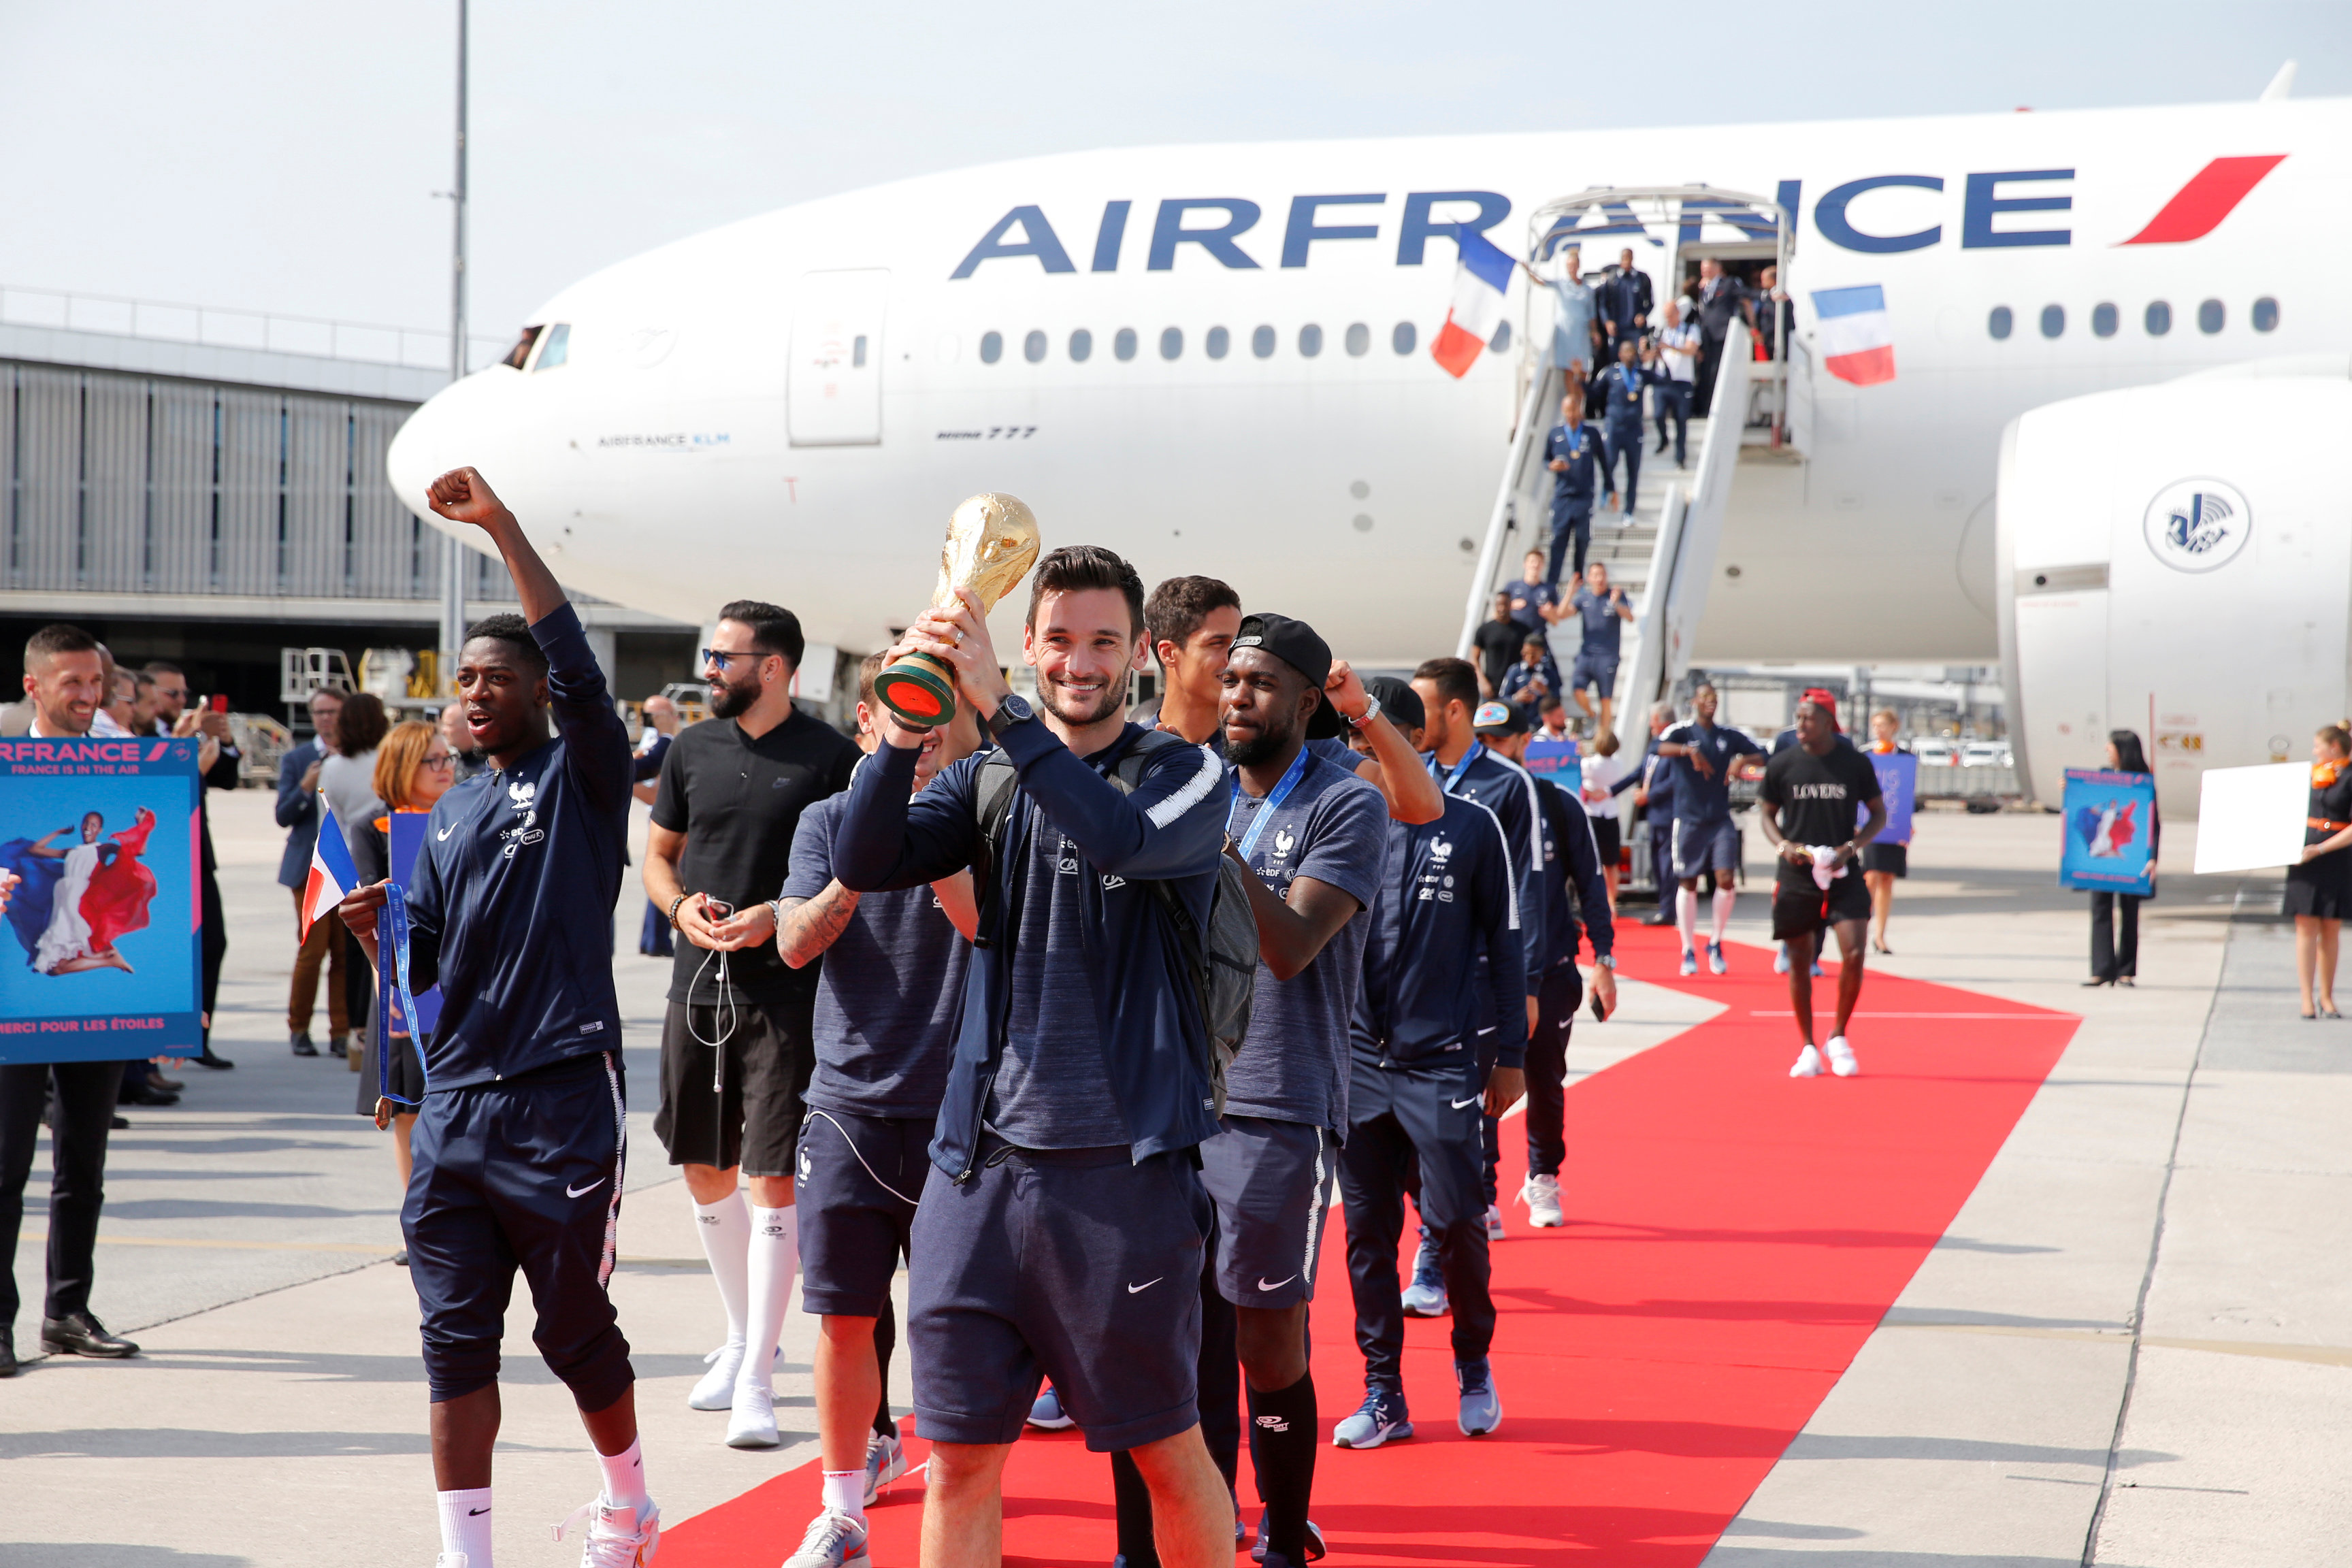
872, 492, 1042, 728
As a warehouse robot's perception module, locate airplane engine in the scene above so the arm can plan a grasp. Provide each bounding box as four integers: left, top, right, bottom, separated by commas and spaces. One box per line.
1999, 354, 2352, 819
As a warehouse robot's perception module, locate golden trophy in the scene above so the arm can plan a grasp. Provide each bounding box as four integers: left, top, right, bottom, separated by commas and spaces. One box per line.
873, 492, 1042, 728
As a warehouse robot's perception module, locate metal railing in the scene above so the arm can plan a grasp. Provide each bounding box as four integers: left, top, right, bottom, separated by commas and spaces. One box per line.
1, 282, 509, 372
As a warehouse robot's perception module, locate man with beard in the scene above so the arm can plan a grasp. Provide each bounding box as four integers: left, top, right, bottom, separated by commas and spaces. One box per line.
643, 602, 859, 1449
833, 546, 1234, 1568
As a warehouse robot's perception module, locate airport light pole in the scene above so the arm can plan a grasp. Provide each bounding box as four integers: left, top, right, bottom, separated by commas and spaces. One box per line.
436, 0, 470, 691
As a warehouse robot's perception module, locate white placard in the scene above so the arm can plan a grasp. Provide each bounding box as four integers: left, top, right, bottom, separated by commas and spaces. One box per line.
2193, 762, 2310, 874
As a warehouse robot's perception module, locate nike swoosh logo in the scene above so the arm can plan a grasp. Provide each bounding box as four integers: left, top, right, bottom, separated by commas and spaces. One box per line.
1450, 1095, 1481, 1109
437, 825, 455, 840
468, 1507, 491, 1516
1257, 1275, 1296, 1292
566, 1178, 606, 1198
1126, 1277, 1162, 1294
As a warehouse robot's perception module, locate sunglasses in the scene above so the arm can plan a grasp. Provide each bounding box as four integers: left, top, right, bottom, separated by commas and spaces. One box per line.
702, 648, 770, 668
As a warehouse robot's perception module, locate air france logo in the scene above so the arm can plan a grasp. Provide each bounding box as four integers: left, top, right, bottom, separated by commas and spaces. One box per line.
2143, 479, 2251, 573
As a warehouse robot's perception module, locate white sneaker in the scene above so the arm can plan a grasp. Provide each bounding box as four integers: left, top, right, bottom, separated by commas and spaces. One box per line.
1825, 1036, 1859, 1077
689, 1341, 745, 1409
553, 1498, 660, 1568
1521, 1173, 1564, 1228
1774, 945, 1791, 975
1790, 1044, 1824, 1078
1485, 1203, 1506, 1241
434, 1556, 469, 1568
865, 1428, 907, 1505
783, 1508, 870, 1568
726, 1380, 780, 1448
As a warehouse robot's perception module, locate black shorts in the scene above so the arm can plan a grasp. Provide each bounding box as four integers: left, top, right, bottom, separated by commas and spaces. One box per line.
1771, 874, 1874, 940
1590, 815, 1622, 868
1861, 842, 1908, 878
796, 1106, 928, 1318
908, 1142, 1210, 1453
653, 992, 814, 1177
1198, 1115, 1335, 1309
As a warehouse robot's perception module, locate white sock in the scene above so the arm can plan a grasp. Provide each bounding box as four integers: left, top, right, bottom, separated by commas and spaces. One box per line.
691, 1191, 751, 1349
821, 1469, 866, 1526
739, 1205, 798, 1394
1712, 888, 1735, 944
597, 1437, 651, 1512
1676, 887, 1699, 951
437, 1487, 495, 1567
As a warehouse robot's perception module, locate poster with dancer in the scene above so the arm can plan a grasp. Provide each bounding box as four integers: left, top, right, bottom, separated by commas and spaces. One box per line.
2058, 768, 2157, 896
0, 735, 201, 1064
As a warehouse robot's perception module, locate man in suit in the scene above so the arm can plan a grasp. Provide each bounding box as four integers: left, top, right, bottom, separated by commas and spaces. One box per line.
145, 662, 240, 1071
1692, 259, 1756, 419
277, 687, 348, 1058
1598, 248, 1654, 360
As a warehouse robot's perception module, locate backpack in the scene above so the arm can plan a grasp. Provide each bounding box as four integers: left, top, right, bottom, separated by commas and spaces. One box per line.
973, 729, 1258, 1116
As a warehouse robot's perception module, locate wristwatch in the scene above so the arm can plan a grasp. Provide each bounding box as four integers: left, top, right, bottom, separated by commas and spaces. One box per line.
1594, 954, 1615, 970
986, 692, 1035, 734
1344, 692, 1383, 730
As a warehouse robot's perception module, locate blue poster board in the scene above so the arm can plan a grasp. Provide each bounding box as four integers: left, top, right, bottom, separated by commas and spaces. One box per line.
2059, 768, 2157, 896
0, 736, 202, 1063
1869, 751, 1918, 845
1523, 736, 1582, 794
385, 813, 444, 1036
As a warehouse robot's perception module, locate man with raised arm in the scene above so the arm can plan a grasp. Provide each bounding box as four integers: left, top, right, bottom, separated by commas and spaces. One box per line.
339, 468, 656, 1568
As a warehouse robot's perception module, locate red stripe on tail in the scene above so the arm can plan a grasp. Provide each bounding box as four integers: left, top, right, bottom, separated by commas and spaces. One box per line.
2119, 154, 2286, 245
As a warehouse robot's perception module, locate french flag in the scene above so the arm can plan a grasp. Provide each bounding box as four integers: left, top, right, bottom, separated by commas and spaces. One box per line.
1431, 223, 1516, 379
1811, 284, 1895, 386
301, 800, 360, 942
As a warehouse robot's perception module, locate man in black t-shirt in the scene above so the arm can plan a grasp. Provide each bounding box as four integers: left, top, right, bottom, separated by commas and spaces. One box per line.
1756, 696, 1886, 1081
1470, 590, 1525, 698
644, 600, 860, 1450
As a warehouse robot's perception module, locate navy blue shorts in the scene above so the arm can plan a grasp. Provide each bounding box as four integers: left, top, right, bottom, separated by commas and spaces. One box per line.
796, 1105, 928, 1318
908, 1142, 1209, 1452
1671, 815, 1741, 881
1569, 651, 1619, 696
404, 1051, 634, 1409
1197, 1115, 1334, 1309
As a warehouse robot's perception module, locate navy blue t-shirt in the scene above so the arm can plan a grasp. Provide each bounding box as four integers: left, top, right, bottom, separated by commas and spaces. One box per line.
1569, 584, 1627, 657
1222, 750, 1388, 1132
1661, 720, 1763, 822
1503, 577, 1558, 634
781, 789, 968, 1121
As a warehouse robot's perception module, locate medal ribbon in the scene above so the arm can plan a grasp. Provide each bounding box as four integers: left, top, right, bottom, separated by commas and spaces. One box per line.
377, 882, 429, 1109
1230, 745, 1312, 862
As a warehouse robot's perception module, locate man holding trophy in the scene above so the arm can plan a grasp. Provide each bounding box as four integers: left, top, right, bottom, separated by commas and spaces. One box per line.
833, 497, 1237, 1568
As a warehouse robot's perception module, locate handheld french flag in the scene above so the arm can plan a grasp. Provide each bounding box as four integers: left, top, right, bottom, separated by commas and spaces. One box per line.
1811, 284, 1896, 386
1430, 223, 1516, 379
301, 800, 360, 942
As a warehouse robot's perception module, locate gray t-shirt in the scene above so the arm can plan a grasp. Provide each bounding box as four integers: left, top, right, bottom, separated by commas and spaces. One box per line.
985, 813, 1129, 1148
1221, 751, 1390, 1131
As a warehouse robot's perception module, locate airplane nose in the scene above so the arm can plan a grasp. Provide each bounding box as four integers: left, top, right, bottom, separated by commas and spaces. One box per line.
385, 368, 523, 522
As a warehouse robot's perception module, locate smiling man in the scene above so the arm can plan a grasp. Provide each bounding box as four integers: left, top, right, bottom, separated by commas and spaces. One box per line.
832, 544, 1235, 1568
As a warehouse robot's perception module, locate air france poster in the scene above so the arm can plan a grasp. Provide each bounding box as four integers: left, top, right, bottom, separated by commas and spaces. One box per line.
0, 736, 202, 1063
2059, 768, 2157, 897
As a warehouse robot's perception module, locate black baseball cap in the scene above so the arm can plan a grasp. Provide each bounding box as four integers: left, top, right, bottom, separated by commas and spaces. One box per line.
1363, 674, 1424, 732
1230, 612, 1345, 740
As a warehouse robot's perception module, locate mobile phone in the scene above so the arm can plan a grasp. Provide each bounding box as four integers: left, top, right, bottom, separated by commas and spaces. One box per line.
208, 693, 229, 713
703, 898, 735, 921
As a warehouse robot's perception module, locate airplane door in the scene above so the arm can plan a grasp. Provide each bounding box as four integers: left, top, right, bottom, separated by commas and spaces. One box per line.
788, 270, 887, 446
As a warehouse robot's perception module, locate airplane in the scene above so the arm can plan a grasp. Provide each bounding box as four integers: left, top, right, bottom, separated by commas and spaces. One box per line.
385, 81, 2347, 813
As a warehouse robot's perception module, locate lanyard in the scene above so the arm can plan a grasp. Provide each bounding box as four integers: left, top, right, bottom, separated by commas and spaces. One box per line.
377, 883, 429, 1110
1230, 745, 1312, 862
1427, 747, 1477, 798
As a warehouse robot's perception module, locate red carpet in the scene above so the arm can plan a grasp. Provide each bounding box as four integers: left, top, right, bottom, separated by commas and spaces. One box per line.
663, 926, 2076, 1565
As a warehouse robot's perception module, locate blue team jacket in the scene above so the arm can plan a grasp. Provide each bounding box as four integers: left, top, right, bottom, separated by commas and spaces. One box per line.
404, 603, 634, 1090
1535, 777, 1616, 968
1544, 422, 1603, 503
832, 717, 1228, 1176
1352, 795, 1529, 1075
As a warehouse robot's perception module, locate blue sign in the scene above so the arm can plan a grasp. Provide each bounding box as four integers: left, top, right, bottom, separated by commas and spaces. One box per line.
1869, 751, 1918, 845
2059, 768, 2157, 896
0, 736, 202, 1063
1523, 736, 1582, 794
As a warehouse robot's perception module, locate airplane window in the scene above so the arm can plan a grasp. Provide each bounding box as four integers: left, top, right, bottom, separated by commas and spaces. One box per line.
1207, 326, 1230, 360
853, 335, 868, 368
536, 323, 570, 370
502, 325, 542, 370
981, 331, 1003, 364
1489, 321, 1512, 353
2092, 303, 2118, 338
1069, 328, 1092, 362
2253, 296, 2279, 333
1392, 321, 1416, 355
1298, 323, 1323, 358
2040, 305, 2064, 340
1024, 331, 1046, 363
2144, 301, 2171, 336
2198, 299, 2225, 334
1987, 306, 2012, 340
1161, 327, 1183, 361
1115, 327, 1137, 361
1345, 323, 1370, 357
1252, 325, 1276, 359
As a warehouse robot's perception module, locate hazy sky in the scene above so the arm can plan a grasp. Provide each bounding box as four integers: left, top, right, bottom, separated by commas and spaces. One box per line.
2, 1, 2342, 361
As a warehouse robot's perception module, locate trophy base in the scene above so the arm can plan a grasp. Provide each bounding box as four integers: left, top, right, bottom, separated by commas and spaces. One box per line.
874, 651, 957, 729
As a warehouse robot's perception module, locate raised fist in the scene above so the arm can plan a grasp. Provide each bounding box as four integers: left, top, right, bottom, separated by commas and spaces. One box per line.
425, 468, 510, 529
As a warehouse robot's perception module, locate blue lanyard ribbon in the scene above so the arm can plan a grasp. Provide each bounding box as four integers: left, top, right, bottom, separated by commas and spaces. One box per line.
1229, 745, 1312, 862
377, 883, 429, 1109
1427, 747, 1477, 798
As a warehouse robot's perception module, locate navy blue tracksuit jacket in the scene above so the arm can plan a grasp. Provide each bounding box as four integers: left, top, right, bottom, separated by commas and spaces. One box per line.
1352, 796, 1529, 1075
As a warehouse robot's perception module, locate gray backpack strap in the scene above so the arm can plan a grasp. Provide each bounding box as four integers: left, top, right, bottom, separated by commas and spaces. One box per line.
969, 751, 1020, 949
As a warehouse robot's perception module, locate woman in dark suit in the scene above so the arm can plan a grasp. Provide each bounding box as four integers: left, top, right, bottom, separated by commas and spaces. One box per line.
2085, 730, 2157, 987
2287, 723, 2352, 1019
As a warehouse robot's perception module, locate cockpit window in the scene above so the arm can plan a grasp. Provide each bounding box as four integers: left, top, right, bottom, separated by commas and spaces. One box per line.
535, 323, 571, 371
502, 326, 542, 370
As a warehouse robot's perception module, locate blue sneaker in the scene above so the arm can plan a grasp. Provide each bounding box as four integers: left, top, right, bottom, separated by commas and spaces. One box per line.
1708, 941, 1728, 975
1251, 1510, 1327, 1562
1774, 945, 1791, 975
1399, 1231, 1447, 1317
1679, 947, 1699, 977
1332, 1386, 1414, 1450
1456, 1358, 1503, 1437
1812, 958, 1825, 978
1026, 1384, 1074, 1430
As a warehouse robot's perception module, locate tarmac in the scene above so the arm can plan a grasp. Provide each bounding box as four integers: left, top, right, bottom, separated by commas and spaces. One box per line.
3, 787, 2345, 1568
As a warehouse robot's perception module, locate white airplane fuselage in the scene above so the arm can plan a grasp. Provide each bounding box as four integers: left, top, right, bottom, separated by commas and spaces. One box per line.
387, 98, 2348, 670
